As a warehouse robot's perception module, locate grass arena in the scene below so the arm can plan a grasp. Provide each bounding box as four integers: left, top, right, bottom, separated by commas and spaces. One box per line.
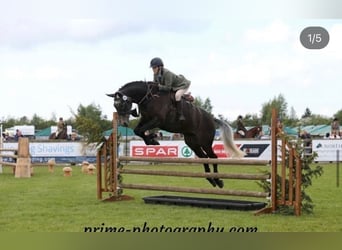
0, 162, 340, 232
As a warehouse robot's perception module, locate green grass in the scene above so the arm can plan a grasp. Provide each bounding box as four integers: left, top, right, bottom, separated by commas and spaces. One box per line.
0, 163, 341, 232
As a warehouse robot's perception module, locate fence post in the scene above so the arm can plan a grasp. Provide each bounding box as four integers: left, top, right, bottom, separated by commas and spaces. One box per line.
337, 150, 340, 188
14, 137, 31, 178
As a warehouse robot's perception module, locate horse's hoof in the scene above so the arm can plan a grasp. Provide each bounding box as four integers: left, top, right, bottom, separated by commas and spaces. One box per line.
207, 178, 216, 187
215, 179, 224, 188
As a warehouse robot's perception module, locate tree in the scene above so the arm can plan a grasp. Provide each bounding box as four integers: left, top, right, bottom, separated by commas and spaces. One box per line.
193, 96, 213, 115
18, 116, 30, 125
287, 107, 298, 127
31, 114, 55, 130
1, 116, 16, 129
302, 107, 312, 118
333, 109, 342, 122
260, 94, 288, 125
299, 113, 330, 126
73, 103, 112, 143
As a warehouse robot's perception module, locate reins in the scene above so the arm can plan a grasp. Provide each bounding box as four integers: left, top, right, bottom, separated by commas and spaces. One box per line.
137, 82, 158, 105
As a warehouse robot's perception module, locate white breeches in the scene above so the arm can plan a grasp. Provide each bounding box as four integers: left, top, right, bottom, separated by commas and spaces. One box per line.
175, 87, 190, 101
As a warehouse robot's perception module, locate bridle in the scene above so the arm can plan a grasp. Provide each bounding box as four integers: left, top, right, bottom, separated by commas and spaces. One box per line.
137, 82, 158, 105
114, 82, 159, 117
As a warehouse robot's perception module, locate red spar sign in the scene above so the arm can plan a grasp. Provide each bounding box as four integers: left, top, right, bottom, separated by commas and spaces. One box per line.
132, 146, 178, 157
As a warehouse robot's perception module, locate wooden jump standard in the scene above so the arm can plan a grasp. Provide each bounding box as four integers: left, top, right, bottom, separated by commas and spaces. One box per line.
97, 109, 302, 216
0, 137, 32, 177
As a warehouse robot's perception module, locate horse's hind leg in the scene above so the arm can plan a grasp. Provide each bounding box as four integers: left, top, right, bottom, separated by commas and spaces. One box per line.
184, 137, 217, 187
191, 148, 217, 187
202, 145, 224, 188
213, 164, 224, 188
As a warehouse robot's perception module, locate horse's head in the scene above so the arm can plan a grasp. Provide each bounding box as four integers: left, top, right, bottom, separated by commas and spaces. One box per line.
254, 125, 263, 137
107, 81, 158, 126
106, 91, 132, 127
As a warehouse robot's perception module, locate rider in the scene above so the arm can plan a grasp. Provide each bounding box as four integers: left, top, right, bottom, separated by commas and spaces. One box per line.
150, 57, 191, 121
55, 117, 65, 138
236, 115, 247, 138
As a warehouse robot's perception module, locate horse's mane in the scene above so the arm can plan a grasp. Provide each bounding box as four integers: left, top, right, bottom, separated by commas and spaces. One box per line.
118, 81, 155, 91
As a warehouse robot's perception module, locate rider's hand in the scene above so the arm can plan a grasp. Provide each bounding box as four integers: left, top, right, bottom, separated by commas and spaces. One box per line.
158, 84, 170, 92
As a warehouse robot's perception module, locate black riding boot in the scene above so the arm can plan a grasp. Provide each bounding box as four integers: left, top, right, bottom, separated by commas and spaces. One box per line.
176, 101, 185, 121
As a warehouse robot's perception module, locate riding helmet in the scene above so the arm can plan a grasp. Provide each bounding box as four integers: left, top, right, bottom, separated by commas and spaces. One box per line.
150, 57, 164, 68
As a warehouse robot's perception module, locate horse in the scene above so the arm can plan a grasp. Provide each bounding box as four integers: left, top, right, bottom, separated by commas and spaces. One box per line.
234, 126, 262, 139
49, 125, 68, 140
107, 81, 245, 188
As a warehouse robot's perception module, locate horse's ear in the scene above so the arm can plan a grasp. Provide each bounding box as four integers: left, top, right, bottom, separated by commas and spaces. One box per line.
107, 92, 122, 98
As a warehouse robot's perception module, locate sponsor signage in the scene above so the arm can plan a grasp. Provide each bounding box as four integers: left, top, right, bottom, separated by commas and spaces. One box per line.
240, 144, 270, 158
212, 144, 229, 158
312, 140, 342, 161
130, 140, 272, 160
132, 146, 178, 157
2, 139, 341, 164
2, 142, 99, 163
130, 141, 194, 158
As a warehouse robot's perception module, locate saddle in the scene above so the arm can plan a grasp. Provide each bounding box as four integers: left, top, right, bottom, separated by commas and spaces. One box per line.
182, 93, 194, 102
168, 91, 194, 103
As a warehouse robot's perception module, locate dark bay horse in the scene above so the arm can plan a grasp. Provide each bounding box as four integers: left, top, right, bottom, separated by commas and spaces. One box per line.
49, 126, 68, 140
234, 126, 262, 139
107, 81, 245, 188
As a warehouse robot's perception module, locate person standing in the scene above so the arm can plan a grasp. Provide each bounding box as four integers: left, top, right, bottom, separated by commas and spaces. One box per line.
14, 129, 23, 141
331, 117, 340, 138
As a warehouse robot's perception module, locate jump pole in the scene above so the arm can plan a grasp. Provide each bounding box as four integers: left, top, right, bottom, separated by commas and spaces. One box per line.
119, 156, 270, 166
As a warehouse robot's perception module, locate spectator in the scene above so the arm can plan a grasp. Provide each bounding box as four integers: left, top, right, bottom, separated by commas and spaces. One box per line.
300, 130, 311, 144
331, 118, 340, 138
300, 130, 312, 155
158, 131, 164, 140
14, 129, 23, 141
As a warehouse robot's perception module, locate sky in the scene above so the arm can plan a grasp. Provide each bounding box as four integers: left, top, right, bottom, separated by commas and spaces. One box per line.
0, 0, 342, 122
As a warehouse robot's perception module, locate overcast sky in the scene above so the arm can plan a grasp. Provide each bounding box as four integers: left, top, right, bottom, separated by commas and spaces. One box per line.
1, 0, 342, 122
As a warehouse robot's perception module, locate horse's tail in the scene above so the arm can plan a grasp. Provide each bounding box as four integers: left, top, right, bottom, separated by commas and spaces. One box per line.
214, 118, 246, 158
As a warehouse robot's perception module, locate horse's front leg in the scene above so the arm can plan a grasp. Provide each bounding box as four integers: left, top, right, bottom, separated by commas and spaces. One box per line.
134, 117, 160, 145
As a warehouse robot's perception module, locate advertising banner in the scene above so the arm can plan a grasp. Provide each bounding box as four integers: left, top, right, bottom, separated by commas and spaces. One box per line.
2, 139, 342, 164
312, 140, 342, 162
129, 140, 273, 160
2, 142, 99, 163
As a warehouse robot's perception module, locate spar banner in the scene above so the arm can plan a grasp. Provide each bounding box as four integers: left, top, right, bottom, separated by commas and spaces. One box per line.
129, 140, 272, 160
2, 142, 100, 163
312, 140, 342, 162
130, 141, 195, 158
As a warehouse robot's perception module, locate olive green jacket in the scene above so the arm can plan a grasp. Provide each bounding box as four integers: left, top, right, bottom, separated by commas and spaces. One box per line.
154, 68, 191, 91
